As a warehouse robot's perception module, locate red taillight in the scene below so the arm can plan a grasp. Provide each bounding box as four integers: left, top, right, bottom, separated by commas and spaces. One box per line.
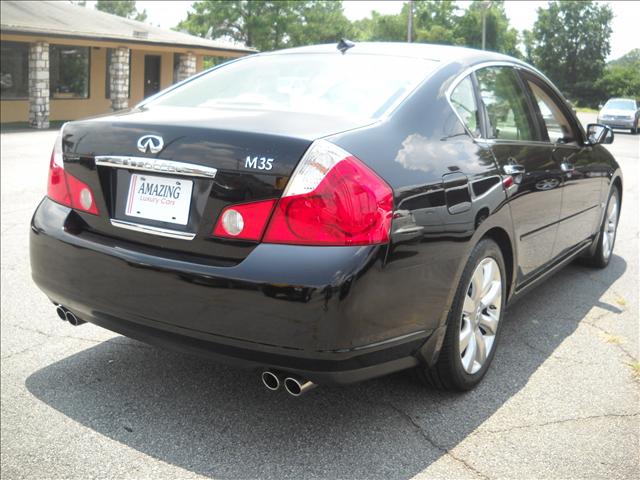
213, 199, 276, 241
66, 172, 99, 215
47, 147, 71, 206
263, 140, 393, 246
46, 130, 99, 215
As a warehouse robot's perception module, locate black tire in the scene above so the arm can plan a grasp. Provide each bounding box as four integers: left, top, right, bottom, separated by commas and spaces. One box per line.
417, 239, 507, 391
582, 187, 620, 269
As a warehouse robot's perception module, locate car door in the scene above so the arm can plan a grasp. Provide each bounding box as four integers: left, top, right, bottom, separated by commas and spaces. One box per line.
475, 65, 563, 283
521, 72, 603, 259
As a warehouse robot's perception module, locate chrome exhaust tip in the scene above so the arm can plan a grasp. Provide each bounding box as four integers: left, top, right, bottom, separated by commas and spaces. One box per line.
65, 311, 85, 326
261, 371, 281, 391
283, 376, 317, 397
55, 305, 67, 321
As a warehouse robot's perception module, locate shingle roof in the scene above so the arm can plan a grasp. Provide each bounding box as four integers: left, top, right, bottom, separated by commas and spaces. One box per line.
0, 1, 255, 55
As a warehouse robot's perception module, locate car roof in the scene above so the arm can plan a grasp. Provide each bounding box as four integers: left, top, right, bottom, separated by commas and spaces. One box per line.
265, 41, 519, 65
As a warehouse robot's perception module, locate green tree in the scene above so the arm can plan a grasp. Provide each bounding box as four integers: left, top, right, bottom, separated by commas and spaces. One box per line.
352, 11, 406, 42
525, 1, 613, 107
351, 2, 459, 43
287, 2, 353, 46
597, 49, 640, 101
413, 0, 462, 44
178, 1, 351, 52
96, 0, 147, 22
353, 1, 520, 50
455, 1, 519, 56
607, 48, 640, 68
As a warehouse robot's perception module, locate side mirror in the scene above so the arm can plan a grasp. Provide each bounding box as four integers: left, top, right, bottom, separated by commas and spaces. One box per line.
598, 104, 603, 109
586, 123, 614, 145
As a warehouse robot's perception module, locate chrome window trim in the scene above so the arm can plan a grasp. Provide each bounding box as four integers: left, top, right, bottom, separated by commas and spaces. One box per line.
476, 138, 581, 149
95, 156, 217, 179
445, 60, 563, 145
110, 219, 196, 240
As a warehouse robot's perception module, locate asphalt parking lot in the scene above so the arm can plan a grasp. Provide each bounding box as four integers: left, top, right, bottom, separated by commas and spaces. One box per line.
1, 113, 638, 479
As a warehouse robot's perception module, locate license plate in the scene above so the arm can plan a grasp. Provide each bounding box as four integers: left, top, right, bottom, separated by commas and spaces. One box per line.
125, 174, 193, 225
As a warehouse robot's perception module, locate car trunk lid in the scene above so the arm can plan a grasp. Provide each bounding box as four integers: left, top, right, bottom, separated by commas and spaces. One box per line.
60, 106, 373, 263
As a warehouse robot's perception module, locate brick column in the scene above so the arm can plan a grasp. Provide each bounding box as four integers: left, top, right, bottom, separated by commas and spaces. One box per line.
109, 47, 130, 111
28, 42, 49, 129
175, 52, 196, 82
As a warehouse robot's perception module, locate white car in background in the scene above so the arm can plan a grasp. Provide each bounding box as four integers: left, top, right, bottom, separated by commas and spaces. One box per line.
597, 98, 640, 134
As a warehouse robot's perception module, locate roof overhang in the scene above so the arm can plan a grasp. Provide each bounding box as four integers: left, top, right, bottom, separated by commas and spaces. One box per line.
1, 30, 255, 57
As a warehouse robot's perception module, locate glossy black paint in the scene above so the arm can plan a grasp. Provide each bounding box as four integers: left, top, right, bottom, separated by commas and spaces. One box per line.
62, 108, 366, 261
30, 43, 623, 385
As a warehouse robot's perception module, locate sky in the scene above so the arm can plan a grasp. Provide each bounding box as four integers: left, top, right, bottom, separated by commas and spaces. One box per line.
90, 0, 638, 60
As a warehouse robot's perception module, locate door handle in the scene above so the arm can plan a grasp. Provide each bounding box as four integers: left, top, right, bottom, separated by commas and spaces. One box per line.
503, 164, 525, 175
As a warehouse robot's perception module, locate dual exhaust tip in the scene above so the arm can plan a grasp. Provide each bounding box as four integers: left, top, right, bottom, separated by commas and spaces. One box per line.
261, 370, 316, 397
55, 305, 85, 326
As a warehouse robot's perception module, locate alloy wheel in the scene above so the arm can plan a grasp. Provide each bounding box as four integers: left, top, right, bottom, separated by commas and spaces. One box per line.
460, 257, 502, 374
602, 195, 618, 260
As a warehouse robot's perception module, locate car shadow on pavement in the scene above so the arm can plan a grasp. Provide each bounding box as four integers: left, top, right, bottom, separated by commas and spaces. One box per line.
25, 255, 627, 479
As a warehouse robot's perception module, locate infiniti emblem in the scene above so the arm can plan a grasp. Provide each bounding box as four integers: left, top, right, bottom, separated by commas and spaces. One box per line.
137, 135, 164, 154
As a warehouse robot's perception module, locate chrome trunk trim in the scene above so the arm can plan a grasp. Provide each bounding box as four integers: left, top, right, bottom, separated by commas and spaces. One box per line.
110, 219, 196, 240
95, 156, 217, 179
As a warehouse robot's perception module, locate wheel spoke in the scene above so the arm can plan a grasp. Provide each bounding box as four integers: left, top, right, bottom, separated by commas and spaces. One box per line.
470, 268, 484, 301
480, 281, 501, 309
462, 333, 476, 372
481, 260, 494, 296
459, 322, 472, 353
479, 310, 499, 335
608, 206, 617, 229
463, 294, 476, 317
474, 329, 487, 366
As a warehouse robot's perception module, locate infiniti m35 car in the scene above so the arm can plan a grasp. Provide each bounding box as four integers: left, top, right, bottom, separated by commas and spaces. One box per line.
30, 42, 622, 395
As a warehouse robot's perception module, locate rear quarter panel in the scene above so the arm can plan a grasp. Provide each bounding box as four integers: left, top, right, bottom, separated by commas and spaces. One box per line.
329, 63, 515, 350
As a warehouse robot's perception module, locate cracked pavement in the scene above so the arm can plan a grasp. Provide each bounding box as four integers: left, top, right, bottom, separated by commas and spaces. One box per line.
1, 114, 639, 479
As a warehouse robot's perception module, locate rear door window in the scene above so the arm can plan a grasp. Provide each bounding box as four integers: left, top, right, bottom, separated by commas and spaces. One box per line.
476, 66, 538, 142
450, 75, 481, 138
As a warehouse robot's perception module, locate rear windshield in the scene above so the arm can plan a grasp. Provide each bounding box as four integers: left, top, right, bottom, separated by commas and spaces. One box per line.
604, 99, 636, 110
151, 53, 439, 119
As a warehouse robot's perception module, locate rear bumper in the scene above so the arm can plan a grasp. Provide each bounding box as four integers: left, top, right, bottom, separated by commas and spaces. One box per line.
30, 198, 433, 384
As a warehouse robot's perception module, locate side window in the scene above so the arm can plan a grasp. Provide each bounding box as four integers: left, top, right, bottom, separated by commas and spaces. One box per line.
476, 66, 537, 142
527, 80, 575, 143
450, 76, 481, 138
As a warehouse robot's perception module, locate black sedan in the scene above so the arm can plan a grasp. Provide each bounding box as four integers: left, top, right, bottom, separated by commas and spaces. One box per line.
30, 42, 622, 395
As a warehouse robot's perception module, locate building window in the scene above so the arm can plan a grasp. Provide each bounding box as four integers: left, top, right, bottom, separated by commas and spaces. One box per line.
50, 45, 90, 99
0, 41, 29, 100
105, 48, 131, 99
